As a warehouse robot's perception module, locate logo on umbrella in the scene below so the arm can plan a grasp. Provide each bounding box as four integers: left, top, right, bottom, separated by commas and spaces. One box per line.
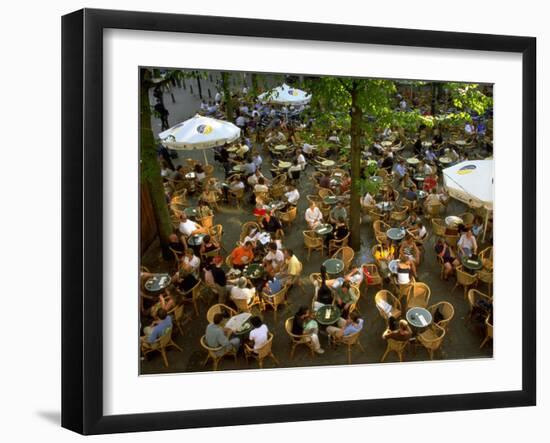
288, 89, 299, 96
457, 164, 476, 175
196, 124, 213, 135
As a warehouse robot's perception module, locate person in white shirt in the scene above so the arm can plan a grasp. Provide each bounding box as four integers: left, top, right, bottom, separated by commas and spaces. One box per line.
423, 161, 435, 176
284, 185, 300, 206
242, 86, 249, 95
178, 214, 206, 236
247, 316, 268, 352
305, 201, 323, 229
239, 104, 249, 114
400, 99, 408, 110
229, 175, 245, 192
254, 178, 269, 193
264, 242, 285, 275
247, 169, 267, 187
235, 114, 246, 128
200, 100, 208, 111
296, 149, 307, 170
252, 152, 263, 169
465, 122, 475, 136
457, 229, 478, 258
328, 132, 340, 143
361, 192, 376, 208
181, 248, 200, 274
207, 103, 218, 115
214, 91, 222, 103
230, 277, 256, 304
302, 142, 315, 156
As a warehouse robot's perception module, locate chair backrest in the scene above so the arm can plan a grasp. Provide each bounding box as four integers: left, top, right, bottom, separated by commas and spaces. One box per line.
225, 254, 233, 269
280, 206, 297, 222
373, 220, 390, 235
418, 324, 446, 351
374, 289, 401, 319
255, 333, 275, 358
365, 263, 380, 277
428, 301, 455, 329
444, 234, 459, 250
209, 224, 223, 241
426, 202, 443, 217
158, 326, 173, 347
341, 328, 362, 345
303, 230, 322, 247
206, 304, 236, 324
233, 296, 253, 313
387, 338, 409, 352
318, 188, 334, 198
333, 246, 354, 265
407, 282, 431, 308
200, 335, 223, 356
391, 207, 408, 221
368, 209, 384, 222
263, 286, 287, 306
284, 317, 304, 341
485, 317, 493, 338
171, 305, 185, 323
456, 265, 477, 285
431, 218, 447, 236
467, 289, 492, 311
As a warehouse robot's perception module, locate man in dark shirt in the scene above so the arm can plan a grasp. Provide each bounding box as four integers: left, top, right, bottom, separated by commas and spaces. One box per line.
381, 154, 394, 171
209, 256, 228, 303
319, 174, 331, 189
261, 212, 282, 234
168, 233, 186, 257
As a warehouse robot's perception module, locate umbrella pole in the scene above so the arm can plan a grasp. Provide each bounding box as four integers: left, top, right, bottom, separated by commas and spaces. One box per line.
203, 149, 208, 166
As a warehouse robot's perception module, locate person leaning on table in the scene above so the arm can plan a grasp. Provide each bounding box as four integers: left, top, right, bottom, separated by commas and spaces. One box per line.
327, 311, 364, 341
205, 313, 240, 356
292, 305, 324, 354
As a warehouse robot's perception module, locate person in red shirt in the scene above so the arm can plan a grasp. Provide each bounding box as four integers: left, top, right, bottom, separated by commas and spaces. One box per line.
423, 173, 438, 192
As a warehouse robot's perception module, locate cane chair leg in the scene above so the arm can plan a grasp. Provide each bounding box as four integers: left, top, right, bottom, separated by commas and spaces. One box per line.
161, 349, 169, 368
270, 353, 280, 366
381, 348, 389, 363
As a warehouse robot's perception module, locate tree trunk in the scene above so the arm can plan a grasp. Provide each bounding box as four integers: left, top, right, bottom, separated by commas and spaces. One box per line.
251, 73, 259, 96
140, 70, 173, 260
349, 81, 363, 251
221, 72, 234, 121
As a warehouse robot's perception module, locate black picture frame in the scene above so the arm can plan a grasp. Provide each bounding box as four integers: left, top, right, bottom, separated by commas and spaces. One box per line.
62, 8, 536, 435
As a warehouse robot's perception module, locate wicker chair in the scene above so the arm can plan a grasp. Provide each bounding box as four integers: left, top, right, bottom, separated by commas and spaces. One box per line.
328, 233, 350, 257
477, 268, 493, 297
201, 190, 221, 211
479, 246, 493, 271
240, 221, 261, 242
206, 304, 237, 324
303, 230, 324, 260
480, 316, 493, 349
332, 246, 354, 272
209, 224, 224, 251
167, 304, 191, 336
232, 291, 262, 313
245, 333, 280, 368
261, 286, 290, 321
329, 329, 365, 364
417, 324, 446, 360
228, 187, 245, 209
373, 220, 390, 241
284, 317, 315, 359
390, 206, 408, 224
431, 218, 447, 238
368, 208, 385, 223
427, 301, 455, 335
444, 233, 459, 251
452, 265, 478, 299
318, 188, 334, 199
381, 338, 409, 362
460, 212, 475, 229
467, 289, 492, 321
200, 335, 237, 371
424, 202, 443, 219
365, 263, 384, 295
141, 327, 183, 368
278, 206, 297, 226
180, 280, 206, 317
406, 282, 431, 309
374, 290, 402, 322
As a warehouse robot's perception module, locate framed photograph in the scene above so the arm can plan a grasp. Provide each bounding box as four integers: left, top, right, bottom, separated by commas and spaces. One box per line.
62, 8, 536, 435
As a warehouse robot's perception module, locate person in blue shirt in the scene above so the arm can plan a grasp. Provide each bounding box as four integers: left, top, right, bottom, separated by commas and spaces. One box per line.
142, 308, 173, 344
263, 275, 283, 295
395, 160, 407, 179
326, 312, 364, 341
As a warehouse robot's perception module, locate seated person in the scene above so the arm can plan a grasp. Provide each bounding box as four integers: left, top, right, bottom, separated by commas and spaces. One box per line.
253, 177, 269, 193
399, 236, 419, 276
435, 239, 460, 280
327, 311, 364, 340
168, 233, 186, 256
194, 163, 206, 182
409, 221, 427, 243
424, 187, 442, 206
305, 201, 323, 229
280, 248, 303, 287
401, 173, 417, 191
422, 174, 438, 193
229, 277, 256, 305
458, 228, 478, 258
296, 149, 307, 170
263, 242, 285, 275
261, 211, 283, 234
230, 241, 255, 269
199, 234, 220, 257
318, 174, 331, 189
404, 186, 418, 202
396, 255, 413, 285
345, 265, 368, 287
247, 316, 269, 353
228, 174, 245, 195
141, 308, 172, 345
471, 215, 484, 238
329, 201, 348, 224
205, 313, 240, 356
148, 286, 180, 319
284, 185, 300, 206
263, 275, 283, 295
361, 191, 376, 209
180, 248, 201, 277
205, 255, 228, 304
401, 212, 419, 229
334, 281, 359, 318
291, 306, 324, 354
382, 319, 413, 341
327, 216, 349, 246
178, 214, 207, 237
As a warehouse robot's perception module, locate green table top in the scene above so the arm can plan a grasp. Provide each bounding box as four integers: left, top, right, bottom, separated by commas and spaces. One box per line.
315, 305, 342, 325
323, 195, 339, 205
184, 207, 199, 218
144, 274, 171, 292
461, 256, 483, 271
323, 258, 344, 274
315, 224, 333, 236
243, 263, 265, 279
387, 227, 406, 241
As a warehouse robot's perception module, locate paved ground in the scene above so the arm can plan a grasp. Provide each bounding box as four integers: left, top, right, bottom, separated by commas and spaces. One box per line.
140, 76, 493, 374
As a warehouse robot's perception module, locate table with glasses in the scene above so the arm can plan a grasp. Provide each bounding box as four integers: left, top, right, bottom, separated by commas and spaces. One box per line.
187, 233, 207, 247
445, 215, 463, 228
461, 256, 483, 273
315, 305, 342, 326
225, 312, 253, 337
184, 206, 200, 218
323, 195, 339, 205
406, 157, 420, 166
144, 274, 172, 292
321, 160, 336, 168
323, 258, 345, 276
406, 307, 433, 333
243, 263, 265, 280
315, 223, 333, 236
376, 201, 394, 213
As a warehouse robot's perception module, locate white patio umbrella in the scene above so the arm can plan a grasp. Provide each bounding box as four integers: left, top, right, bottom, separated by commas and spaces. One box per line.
258, 83, 312, 106
442, 159, 494, 241
158, 114, 241, 164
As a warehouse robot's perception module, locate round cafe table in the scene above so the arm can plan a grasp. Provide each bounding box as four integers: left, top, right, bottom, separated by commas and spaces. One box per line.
144, 274, 172, 292
388, 259, 400, 275
323, 258, 345, 276
406, 307, 433, 333
323, 195, 339, 205
315, 305, 342, 326
406, 157, 420, 166
380, 140, 393, 148
376, 201, 394, 213
278, 161, 292, 169
416, 190, 427, 200
454, 140, 467, 146
243, 263, 265, 280
370, 176, 383, 184
387, 227, 406, 242
321, 160, 336, 167
461, 256, 483, 272
439, 156, 452, 165
274, 144, 289, 151
315, 223, 333, 236
184, 206, 199, 218
422, 141, 432, 148
413, 175, 425, 183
